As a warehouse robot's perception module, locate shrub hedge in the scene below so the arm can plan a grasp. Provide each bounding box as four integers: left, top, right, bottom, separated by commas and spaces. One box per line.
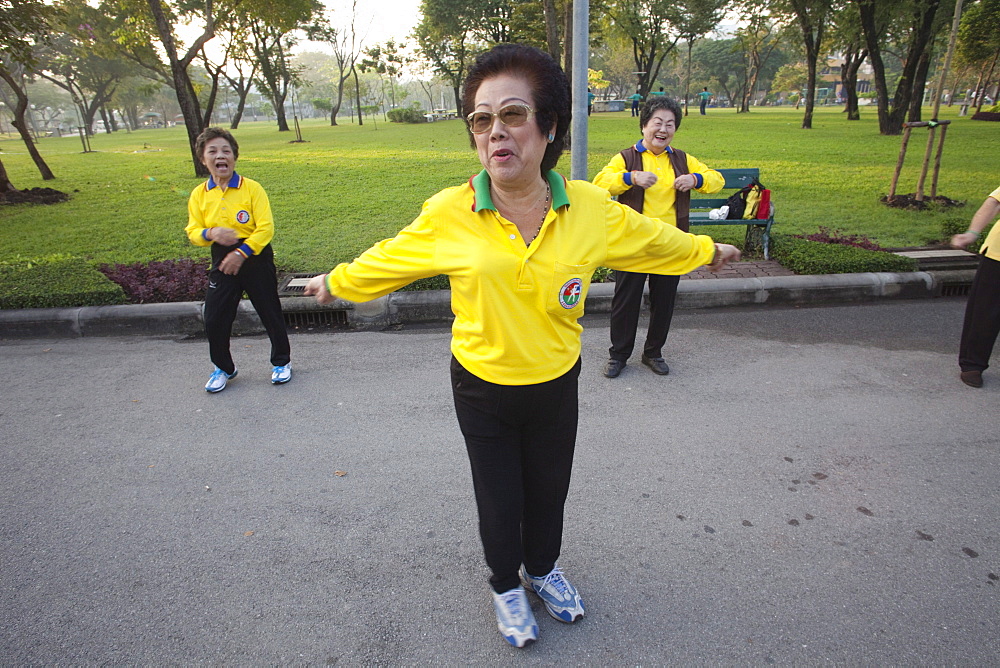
387, 107, 427, 124
0, 256, 127, 310
770, 234, 918, 274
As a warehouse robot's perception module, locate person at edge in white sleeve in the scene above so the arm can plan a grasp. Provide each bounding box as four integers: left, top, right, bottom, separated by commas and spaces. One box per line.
304, 44, 740, 648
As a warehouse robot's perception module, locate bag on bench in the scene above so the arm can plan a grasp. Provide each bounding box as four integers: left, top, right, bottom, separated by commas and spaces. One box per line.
725, 178, 767, 220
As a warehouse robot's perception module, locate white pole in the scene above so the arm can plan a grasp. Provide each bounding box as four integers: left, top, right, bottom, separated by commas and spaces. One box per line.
570, 0, 589, 181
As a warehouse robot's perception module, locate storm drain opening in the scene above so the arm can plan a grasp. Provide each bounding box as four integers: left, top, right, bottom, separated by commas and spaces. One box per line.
284, 309, 348, 329
940, 283, 972, 297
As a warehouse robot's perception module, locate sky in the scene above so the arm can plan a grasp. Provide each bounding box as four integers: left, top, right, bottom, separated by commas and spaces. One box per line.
323, 0, 424, 48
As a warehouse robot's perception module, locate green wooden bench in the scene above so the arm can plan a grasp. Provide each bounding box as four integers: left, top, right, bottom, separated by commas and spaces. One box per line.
689, 168, 774, 259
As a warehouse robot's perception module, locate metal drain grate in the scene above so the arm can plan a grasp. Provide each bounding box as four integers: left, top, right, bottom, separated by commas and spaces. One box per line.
278, 273, 322, 296
940, 283, 972, 297
284, 309, 348, 329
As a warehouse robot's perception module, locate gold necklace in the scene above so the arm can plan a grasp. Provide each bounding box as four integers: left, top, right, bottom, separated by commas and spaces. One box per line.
527, 183, 551, 244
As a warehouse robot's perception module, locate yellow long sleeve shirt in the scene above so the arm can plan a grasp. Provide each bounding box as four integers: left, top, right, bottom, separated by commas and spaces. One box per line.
185, 173, 274, 257
981, 185, 1000, 261
325, 170, 716, 386
592, 142, 724, 224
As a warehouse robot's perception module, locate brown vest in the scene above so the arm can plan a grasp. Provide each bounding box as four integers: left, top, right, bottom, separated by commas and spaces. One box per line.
617, 146, 691, 232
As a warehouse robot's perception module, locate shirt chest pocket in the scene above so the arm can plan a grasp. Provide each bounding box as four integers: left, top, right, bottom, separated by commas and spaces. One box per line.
546, 261, 596, 317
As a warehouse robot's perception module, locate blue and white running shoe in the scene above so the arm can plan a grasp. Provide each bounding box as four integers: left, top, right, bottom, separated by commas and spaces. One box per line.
491, 586, 538, 648
271, 364, 292, 384
205, 367, 237, 393
520, 565, 585, 623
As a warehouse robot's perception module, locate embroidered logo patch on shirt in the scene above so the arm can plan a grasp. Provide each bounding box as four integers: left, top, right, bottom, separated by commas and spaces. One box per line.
558, 278, 583, 309
236, 210, 250, 224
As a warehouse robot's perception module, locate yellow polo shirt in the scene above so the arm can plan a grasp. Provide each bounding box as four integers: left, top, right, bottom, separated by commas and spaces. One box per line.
185, 172, 274, 257
325, 170, 716, 385
981, 185, 1000, 261
592, 142, 724, 224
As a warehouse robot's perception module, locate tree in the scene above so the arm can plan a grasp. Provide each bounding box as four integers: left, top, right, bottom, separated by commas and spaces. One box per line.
413, 0, 478, 112
957, 0, 1000, 112
305, 3, 363, 126
674, 0, 727, 115
0, 0, 57, 189
857, 0, 946, 135
776, 0, 833, 128
607, 0, 684, 96
359, 40, 411, 113
828, 1, 869, 120
772, 61, 809, 104
248, 19, 298, 132
733, 7, 786, 111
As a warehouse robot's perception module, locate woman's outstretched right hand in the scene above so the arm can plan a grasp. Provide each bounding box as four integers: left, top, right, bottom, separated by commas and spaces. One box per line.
304, 273, 335, 304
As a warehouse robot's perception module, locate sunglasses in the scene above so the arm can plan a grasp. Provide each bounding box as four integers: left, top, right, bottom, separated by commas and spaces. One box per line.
466, 104, 536, 134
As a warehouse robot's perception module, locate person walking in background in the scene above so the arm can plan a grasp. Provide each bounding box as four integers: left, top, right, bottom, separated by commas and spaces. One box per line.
304, 44, 739, 648
587, 87, 596, 116
648, 86, 666, 99
593, 97, 725, 379
185, 127, 292, 392
629, 89, 643, 116
951, 186, 1000, 388
698, 87, 711, 115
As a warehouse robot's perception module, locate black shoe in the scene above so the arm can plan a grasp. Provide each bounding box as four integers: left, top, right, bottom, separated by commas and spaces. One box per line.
960, 370, 983, 388
641, 355, 670, 375
604, 359, 625, 378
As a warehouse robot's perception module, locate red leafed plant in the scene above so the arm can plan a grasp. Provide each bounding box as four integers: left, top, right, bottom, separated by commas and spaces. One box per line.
98, 258, 209, 304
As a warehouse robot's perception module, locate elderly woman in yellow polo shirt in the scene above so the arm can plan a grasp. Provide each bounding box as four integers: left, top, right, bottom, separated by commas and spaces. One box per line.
305, 43, 740, 648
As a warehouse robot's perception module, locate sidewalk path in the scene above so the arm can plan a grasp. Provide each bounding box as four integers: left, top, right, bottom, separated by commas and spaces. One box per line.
2, 299, 997, 664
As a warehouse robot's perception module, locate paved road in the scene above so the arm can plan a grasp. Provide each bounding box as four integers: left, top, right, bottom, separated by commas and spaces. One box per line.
2, 298, 997, 664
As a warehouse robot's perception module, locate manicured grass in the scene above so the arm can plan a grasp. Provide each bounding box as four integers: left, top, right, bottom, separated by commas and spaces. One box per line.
1, 105, 997, 275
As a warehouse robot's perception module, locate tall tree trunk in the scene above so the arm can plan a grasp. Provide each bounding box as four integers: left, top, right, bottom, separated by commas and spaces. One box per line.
353, 66, 363, 126
543, 0, 561, 63
147, 0, 210, 176
0, 155, 18, 194
563, 0, 573, 76
841, 45, 867, 120
231, 94, 246, 129
0, 69, 55, 180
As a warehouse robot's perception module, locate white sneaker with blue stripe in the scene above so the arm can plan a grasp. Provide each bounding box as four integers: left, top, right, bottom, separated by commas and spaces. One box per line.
520, 565, 585, 623
205, 367, 237, 393
491, 586, 538, 648
271, 364, 292, 384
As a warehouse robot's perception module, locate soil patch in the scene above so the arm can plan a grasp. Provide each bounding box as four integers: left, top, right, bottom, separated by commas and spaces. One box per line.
880, 193, 964, 210
0, 187, 71, 205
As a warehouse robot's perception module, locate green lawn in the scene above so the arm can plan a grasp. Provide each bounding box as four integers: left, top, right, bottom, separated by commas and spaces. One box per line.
1, 104, 997, 274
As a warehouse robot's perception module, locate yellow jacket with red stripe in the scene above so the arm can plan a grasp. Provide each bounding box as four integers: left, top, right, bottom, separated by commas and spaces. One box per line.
326, 170, 716, 385
185, 173, 274, 258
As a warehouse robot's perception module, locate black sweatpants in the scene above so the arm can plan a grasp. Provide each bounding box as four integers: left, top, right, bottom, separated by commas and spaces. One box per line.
451, 356, 581, 594
609, 270, 681, 362
959, 254, 1000, 373
204, 242, 290, 375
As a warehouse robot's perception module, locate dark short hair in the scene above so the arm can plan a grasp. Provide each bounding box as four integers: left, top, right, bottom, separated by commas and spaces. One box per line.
639, 96, 683, 132
195, 127, 239, 161
461, 44, 570, 174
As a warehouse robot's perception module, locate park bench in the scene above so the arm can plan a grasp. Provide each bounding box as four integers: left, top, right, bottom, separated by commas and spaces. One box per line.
689, 168, 775, 259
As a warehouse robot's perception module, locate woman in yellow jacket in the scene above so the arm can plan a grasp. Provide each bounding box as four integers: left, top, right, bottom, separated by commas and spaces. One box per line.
305, 44, 740, 648
593, 96, 724, 379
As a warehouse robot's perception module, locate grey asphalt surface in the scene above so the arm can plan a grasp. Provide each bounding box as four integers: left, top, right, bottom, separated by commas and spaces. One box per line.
2, 297, 998, 665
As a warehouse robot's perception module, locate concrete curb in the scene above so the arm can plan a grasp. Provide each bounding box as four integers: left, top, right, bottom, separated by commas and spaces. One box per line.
0, 270, 975, 339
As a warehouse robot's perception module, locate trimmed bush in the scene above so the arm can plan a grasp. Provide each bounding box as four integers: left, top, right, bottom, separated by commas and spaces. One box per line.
0, 256, 127, 310
797, 226, 889, 251
98, 258, 209, 304
771, 234, 918, 274
387, 107, 427, 124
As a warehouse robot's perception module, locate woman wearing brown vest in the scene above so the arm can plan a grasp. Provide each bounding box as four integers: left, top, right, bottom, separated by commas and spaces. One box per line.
593, 96, 725, 378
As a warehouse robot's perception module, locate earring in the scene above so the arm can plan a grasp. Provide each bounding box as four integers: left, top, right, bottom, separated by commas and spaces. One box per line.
547, 133, 555, 143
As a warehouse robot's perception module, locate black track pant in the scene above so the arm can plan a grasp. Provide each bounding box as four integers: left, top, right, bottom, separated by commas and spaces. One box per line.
451, 356, 581, 594
609, 270, 681, 362
959, 254, 1000, 373
204, 242, 290, 375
